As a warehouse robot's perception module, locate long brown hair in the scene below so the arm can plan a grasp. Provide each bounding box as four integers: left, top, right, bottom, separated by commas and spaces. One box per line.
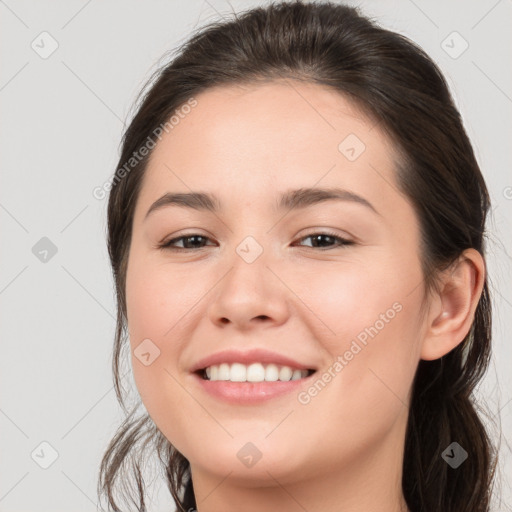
98, 1, 498, 510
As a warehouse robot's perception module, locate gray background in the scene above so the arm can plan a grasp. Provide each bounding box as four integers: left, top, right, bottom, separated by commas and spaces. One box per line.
1, 0, 511, 511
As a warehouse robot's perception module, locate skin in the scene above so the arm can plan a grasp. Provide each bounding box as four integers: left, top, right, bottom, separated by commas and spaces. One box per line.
125, 80, 485, 512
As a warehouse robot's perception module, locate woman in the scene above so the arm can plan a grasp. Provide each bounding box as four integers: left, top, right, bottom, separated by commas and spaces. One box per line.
98, 1, 498, 511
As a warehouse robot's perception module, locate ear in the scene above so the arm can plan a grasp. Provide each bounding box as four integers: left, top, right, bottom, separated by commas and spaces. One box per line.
420, 248, 486, 361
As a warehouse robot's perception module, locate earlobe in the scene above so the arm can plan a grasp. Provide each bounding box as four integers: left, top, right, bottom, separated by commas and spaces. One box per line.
420, 249, 485, 361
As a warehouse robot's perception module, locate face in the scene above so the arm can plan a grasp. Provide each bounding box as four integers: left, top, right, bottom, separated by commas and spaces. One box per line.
125, 80, 428, 488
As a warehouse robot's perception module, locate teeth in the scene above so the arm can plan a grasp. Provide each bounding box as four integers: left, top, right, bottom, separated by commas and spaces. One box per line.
230, 363, 246, 382
279, 366, 293, 381
265, 363, 279, 381
291, 369, 303, 380
202, 363, 310, 382
247, 363, 265, 382
218, 363, 230, 380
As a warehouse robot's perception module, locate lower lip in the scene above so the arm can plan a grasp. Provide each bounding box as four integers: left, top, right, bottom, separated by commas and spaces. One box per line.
192, 372, 315, 404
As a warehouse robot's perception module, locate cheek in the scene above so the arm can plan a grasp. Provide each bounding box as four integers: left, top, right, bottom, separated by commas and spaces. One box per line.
300, 255, 421, 343
125, 256, 206, 341
288, 264, 423, 466
125, 256, 208, 454
298, 254, 424, 404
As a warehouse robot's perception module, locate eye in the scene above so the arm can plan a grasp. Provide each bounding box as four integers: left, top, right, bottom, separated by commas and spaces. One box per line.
293, 231, 354, 250
158, 234, 215, 251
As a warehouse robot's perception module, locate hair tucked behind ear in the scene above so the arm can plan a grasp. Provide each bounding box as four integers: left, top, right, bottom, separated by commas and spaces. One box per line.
98, 2, 499, 511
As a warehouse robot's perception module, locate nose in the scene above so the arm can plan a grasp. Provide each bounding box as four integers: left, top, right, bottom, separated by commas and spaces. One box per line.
207, 244, 290, 331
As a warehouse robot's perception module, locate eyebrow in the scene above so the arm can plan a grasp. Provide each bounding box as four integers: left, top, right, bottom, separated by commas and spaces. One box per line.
144, 187, 380, 220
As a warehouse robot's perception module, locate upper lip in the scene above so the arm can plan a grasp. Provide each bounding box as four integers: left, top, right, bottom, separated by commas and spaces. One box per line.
190, 348, 317, 373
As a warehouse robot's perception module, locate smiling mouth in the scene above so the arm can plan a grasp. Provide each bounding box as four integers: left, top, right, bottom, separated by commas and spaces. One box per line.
196, 362, 317, 383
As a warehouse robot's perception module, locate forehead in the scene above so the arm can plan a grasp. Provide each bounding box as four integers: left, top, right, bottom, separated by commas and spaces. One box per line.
136, 80, 403, 216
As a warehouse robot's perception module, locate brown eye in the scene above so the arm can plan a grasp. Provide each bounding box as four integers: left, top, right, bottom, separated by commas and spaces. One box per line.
159, 234, 215, 250
294, 232, 354, 250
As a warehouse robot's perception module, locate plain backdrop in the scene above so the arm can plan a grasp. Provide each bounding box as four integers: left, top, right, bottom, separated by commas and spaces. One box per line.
1, 1, 511, 511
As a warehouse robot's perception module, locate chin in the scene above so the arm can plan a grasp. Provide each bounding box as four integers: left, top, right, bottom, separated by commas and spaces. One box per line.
185, 436, 313, 486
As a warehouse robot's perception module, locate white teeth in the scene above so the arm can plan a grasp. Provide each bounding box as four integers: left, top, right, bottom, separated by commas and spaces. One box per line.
230, 363, 246, 382
246, 363, 266, 382
265, 363, 279, 381
202, 363, 310, 382
279, 366, 293, 381
218, 363, 230, 380
291, 369, 302, 381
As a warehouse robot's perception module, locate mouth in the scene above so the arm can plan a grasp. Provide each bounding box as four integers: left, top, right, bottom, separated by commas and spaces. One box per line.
189, 348, 319, 403
195, 363, 317, 383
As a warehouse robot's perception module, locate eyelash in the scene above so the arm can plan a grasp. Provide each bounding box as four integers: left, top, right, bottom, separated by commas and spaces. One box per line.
158, 231, 354, 251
